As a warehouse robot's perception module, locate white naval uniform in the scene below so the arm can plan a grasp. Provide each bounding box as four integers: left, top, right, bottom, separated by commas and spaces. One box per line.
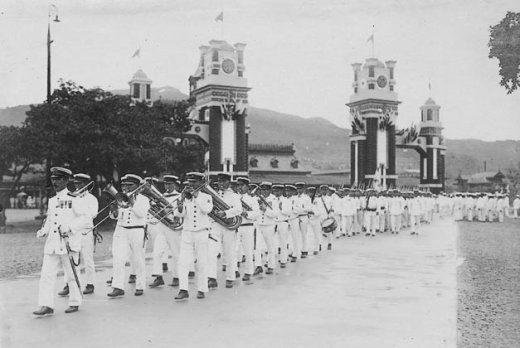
208, 189, 241, 281
409, 197, 423, 234
364, 196, 379, 236
257, 194, 280, 267
175, 192, 213, 293
513, 198, 520, 218
111, 194, 150, 291
388, 196, 404, 233
309, 198, 325, 252
320, 195, 335, 245
286, 195, 301, 259
72, 191, 98, 286
295, 193, 312, 253
237, 193, 261, 276
36, 188, 82, 309
151, 191, 182, 279
340, 196, 357, 237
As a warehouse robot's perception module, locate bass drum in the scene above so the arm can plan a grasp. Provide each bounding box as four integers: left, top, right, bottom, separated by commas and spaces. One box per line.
321, 217, 337, 233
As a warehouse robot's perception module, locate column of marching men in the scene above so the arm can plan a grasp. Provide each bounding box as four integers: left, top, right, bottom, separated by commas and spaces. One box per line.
32, 166, 513, 317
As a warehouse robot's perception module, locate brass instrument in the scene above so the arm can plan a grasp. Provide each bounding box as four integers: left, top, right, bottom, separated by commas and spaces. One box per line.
67, 181, 94, 198
200, 185, 243, 230
255, 191, 273, 211
138, 182, 182, 229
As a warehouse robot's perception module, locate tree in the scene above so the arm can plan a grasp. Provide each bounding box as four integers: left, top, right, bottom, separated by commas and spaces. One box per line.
489, 11, 520, 94
24, 81, 197, 186
0, 125, 44, 194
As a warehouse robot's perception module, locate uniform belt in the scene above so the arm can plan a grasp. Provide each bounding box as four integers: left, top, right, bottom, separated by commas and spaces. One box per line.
298, 214, 307, 217
277, 220, 289, 223
366, 208, 376, 211
122, 225, 145, 229
240, 223, 254, 227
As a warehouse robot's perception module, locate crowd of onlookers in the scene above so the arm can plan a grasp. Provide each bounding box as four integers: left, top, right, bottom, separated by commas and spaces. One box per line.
7, 188, 45, 209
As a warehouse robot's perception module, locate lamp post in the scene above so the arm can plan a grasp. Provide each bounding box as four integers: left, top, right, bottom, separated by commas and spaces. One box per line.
39, 5, 60, 220
47, 4, 60, 104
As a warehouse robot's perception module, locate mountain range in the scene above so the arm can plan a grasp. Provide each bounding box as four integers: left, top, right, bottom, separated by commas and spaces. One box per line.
1, 86, 519, 179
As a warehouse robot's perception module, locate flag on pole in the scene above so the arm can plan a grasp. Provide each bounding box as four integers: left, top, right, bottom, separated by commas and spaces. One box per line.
215, 11, 223, 22
367, 33, 374, 43
132, 48, 140, 58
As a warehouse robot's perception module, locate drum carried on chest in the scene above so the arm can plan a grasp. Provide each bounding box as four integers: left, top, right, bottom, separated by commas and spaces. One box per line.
321, 217, 337, 233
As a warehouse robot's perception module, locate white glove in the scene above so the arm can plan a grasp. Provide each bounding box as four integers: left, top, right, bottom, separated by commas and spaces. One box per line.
36, 229, 47, 239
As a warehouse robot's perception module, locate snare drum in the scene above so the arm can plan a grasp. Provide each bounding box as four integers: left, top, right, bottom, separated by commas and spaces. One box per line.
321, 217, 337, 233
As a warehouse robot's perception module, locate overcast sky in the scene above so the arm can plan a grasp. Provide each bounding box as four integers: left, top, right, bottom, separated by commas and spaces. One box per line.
1, 0, 519, 141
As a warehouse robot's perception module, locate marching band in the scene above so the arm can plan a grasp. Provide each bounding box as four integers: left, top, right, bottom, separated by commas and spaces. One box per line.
32, 166, 514, 317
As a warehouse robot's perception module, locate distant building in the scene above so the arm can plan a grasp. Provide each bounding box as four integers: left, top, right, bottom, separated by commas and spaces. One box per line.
248, 143, 310, 183
454, 170, 507, 192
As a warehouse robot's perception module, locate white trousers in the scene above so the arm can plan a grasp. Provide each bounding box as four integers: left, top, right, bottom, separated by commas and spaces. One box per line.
151, 224, 181, 278
179, 229, 209, 293
38, 252, 82, 308
288, 218, 301, 259
260, 224, 278, 267
237, 225, 255, 275
390, 214, 402, 233
299, 216, 309, 252
309, 218, 322, 252
364, 211, 377, 235
410, 215, 421, 233
112, 226, 146, 291
341, 215, 354, 236
80, 232, 95, 285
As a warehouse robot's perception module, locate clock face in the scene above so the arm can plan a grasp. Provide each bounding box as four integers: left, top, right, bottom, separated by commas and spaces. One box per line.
377, 75, 388, 88
222, 59, 235, 74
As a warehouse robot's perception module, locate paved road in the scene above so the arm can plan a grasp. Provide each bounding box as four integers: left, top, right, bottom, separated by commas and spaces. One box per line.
0, 218, 457, 348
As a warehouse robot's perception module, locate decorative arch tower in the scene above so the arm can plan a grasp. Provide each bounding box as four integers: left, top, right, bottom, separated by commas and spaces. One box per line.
187, 40, 251, 177
347, 58, 400, 189
129, 69, 152, 105
418, 98, 446, 192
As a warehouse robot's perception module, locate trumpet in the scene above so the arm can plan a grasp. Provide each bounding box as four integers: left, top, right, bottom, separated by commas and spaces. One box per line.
67, 181, 94, 198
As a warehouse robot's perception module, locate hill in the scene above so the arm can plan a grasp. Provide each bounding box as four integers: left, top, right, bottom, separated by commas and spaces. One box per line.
1, 86, 518, 177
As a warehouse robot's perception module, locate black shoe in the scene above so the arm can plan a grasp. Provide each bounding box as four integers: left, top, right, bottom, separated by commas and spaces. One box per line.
313, 251, 319, 255
188, 271, 195, 279
225, 280, 234, 288
175, 290, 189, 301
83, 284, 94, 295
106, 277, 112, 285
33, 306, 54, 317
58, 284, 69, 297
319, 245, 322, 251
135, 289, 143, 296
290, 256, 297, 263
208, 278, 218, 289
64, 306, 79, 314
235, 271, 240, 279
162, 263, 168, 272
301, 252, 308, 259
242, 274, 251, 281
222, 265, 226, 272
169, 277, 179, 287
327, 243, 332, 250
197, 291, 205, 299
107, 288, 125, 298
280, 263, 286, 268
253, 266, 263, 276
128, 275, 136, 284
266, 268, 274, 275
149, 276, 165, 288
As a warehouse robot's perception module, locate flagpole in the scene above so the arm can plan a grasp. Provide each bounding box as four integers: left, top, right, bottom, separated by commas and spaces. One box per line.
371, 25, 375, 57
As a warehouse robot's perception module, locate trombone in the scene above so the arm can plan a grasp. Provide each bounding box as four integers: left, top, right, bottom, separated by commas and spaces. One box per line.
67, 181, 94, 198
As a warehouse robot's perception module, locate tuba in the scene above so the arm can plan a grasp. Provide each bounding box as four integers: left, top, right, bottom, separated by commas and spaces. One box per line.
139, 182, 182, 230
200, 184, 243, 230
